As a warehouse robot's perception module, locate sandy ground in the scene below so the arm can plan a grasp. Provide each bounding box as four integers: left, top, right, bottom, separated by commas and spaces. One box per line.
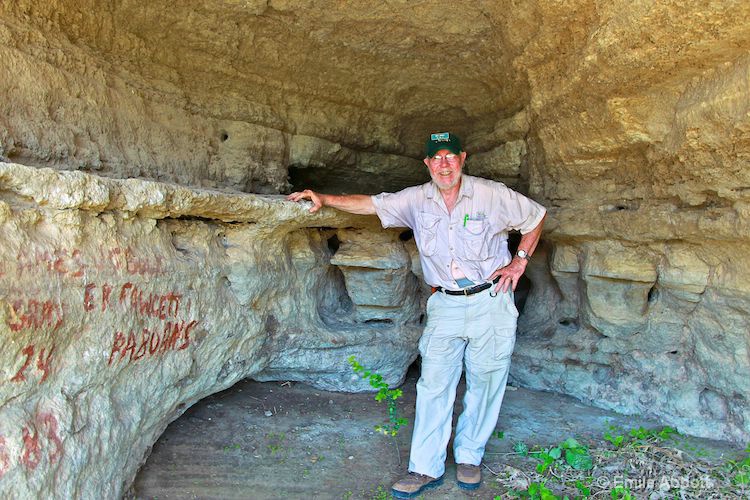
132, 365, 743, 499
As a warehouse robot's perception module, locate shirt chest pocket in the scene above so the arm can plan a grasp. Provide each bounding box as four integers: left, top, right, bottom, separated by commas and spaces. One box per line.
461, 219, 490, 261
416, 212, 441, 256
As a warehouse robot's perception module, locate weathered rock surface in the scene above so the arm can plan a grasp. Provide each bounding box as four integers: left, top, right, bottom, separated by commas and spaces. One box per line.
0, 163, 423, 498
1, 0, 750, 496
514, 238, 750, 445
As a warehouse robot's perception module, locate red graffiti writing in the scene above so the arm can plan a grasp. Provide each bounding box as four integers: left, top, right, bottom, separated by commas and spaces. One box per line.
119, 282, 182, 319
15, 248, 85, 279
6, 298, 65, 332
15, 246, 166, 280
10, 345, 34, 382
20, 426, 41, 470
18, 412, 63, 471
36, 413, 63, 464
36, 347, 54, 382
124, 247, 165, 276
108, 320, 198, 366
82, 282, 199, 368
101, 283, 113, 310
84, 282, 182, 320
0, 437, 9, 478
11, 344, 56, 384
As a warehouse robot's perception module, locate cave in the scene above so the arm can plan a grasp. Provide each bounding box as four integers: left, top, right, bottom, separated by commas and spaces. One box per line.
1, 1, 749, 497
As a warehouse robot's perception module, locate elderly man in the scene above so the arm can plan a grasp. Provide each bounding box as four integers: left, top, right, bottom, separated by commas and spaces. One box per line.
288, 132, 546, 498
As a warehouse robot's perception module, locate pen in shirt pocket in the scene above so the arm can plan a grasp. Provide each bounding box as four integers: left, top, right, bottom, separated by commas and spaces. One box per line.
463, 213, 486, 226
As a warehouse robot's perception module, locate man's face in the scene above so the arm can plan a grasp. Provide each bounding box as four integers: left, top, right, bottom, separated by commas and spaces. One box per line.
424, 149, 466, 191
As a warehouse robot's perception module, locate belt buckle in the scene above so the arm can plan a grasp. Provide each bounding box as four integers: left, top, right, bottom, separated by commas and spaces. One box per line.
463, 288, 470, 296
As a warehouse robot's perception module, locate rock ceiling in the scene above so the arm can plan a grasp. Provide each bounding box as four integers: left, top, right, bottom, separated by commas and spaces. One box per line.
7, 0, 749, 157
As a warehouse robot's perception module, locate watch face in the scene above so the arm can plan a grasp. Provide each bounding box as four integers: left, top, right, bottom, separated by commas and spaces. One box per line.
517, 250, 528, 259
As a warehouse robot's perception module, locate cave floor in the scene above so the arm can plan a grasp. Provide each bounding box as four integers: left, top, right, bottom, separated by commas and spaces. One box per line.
132, 365, 744, 500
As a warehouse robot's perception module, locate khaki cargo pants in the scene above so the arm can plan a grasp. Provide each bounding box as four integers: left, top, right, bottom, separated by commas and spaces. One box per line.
408, 287, 518, 478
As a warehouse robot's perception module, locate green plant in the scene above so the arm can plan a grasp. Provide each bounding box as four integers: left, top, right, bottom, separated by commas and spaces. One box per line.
513, 441, 529, 456
604, 424, 678, 449
531, 446, 560, 474
604, 425, 625, 448
527, 438, 593, 474
510, 480, 559, 499
371, 485, 389, 500
656, 426, 678, 440
628, 425, 678, 443
348, 356, 408, 436
493, 430, 505, 440
574, 478, 592, 497
609, 485, 632, 499
222, 443, 241, 452
266, 432, 286, 455
561, 438, 593, 471
723, 443, 750, 486
734, 471, 750, 485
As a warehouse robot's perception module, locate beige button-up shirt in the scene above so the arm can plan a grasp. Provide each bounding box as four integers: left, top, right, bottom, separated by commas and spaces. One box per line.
371, 175, 546, 290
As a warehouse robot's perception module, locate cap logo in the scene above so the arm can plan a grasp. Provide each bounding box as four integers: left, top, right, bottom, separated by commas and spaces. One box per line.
431, 132, 450, 142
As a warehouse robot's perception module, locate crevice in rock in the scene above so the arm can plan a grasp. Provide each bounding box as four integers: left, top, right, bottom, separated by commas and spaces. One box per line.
598, 200, 641, 212
316, 265, 355, 327
398, 229, 413, 242
363, 318, 393, 325
326, 233, 340, 255
647, 285, 659, 303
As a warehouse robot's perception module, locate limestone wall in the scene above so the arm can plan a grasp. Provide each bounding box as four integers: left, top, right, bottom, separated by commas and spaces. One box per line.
510, 4, 750, 443
0, 163, 424, 497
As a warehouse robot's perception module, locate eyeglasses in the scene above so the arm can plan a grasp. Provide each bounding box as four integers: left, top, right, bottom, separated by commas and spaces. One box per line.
430, 153, 459, 162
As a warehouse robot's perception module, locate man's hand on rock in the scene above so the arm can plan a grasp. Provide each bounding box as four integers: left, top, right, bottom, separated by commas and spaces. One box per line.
490, 257, 528, 293
287, 189, 324, 213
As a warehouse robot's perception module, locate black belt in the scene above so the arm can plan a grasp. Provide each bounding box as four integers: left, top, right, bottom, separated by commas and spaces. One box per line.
433, 276, 501, 296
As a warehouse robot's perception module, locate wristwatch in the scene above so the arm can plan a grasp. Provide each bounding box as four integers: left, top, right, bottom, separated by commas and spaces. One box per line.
516, 249, 530, 260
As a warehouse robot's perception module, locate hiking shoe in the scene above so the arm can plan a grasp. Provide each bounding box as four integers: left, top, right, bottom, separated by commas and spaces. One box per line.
391, 472, 444, 498
456, 463, 481, 490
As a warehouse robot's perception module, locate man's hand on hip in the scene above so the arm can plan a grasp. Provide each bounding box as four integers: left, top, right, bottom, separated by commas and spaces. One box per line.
490, 257, 528, 293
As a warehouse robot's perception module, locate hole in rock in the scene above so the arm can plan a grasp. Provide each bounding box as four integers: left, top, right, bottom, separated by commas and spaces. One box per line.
316, 265, 354, 326
514, 275, 532, 315
507, 232, 532, 315
289, 165, 384, 195
363, 318, 393, 324
399, 229, 414, 241
647, 286, 659, 303
326, 234, 340, 255
220, 131, 229, 142
288, 161, 426, 195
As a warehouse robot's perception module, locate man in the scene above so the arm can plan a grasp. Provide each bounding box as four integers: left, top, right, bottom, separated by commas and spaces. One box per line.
287, 132, 546, 498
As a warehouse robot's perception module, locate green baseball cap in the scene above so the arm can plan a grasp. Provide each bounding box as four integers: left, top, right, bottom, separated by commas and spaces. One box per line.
425, 132, 463, 158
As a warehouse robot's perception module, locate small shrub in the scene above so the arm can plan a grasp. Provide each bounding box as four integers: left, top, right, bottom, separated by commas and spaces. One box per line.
348, 356, 408, 436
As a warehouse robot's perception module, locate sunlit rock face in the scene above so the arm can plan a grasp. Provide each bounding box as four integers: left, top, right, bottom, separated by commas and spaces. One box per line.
1, 0, 750, 496
0, 163, 423, 497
